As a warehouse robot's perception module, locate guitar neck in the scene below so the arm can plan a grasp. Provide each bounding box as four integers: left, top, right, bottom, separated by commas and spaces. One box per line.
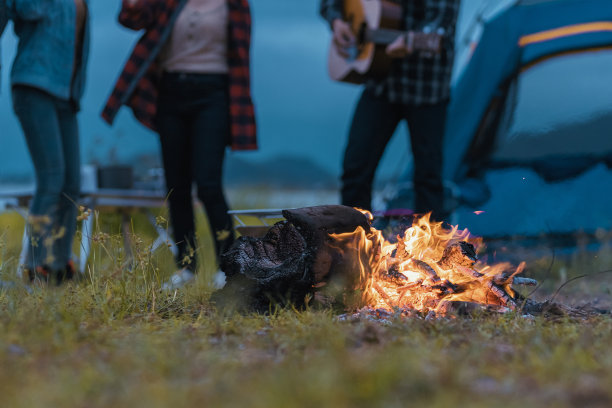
366, 28, 406, 45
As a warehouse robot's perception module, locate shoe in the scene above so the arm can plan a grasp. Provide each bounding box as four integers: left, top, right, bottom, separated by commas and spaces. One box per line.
56, 260, 76, 285
212, 270, 226, 289
27, 265, 53, 285
162, 269, 196, 291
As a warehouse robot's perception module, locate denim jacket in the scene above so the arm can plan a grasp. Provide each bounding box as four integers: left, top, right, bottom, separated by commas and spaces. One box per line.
7, 0, 90, 103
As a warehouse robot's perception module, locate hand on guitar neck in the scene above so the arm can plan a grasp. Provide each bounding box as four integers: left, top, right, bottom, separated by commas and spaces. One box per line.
332, 18, 442, 60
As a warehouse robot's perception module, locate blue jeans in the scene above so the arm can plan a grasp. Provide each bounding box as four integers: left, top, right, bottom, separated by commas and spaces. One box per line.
12, 86, 80, 271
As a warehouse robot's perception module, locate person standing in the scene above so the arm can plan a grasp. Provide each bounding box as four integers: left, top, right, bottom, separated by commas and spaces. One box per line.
102, 0, 257, 289
320, 0, 460, 222
7, 0, 90, 284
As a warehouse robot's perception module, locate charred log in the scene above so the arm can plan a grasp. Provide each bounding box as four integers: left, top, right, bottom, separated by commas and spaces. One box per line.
213, 205, 372, 312
379, 264, 409, 286
438, 241, 478, 270
212, 221, 311, 312
511, 277, 538, 286
486, 281, 517, 310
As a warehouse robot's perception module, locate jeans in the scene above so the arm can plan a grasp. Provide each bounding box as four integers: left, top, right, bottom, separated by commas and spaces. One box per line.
12, 86, 80, 271
342, 88, 449, 221
155, 72, 234, 272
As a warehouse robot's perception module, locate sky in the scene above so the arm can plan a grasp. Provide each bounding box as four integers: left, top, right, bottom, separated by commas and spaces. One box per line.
0, 0, 496, 186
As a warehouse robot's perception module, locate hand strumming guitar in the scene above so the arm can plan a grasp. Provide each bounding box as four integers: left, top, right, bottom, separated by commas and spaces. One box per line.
332, 18, 356, 58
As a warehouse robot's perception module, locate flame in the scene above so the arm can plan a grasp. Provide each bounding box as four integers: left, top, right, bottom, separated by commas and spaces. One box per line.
328, 211, 527, 314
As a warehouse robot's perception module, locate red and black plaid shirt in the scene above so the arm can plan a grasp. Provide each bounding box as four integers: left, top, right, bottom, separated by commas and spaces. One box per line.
102, 0, 257, 151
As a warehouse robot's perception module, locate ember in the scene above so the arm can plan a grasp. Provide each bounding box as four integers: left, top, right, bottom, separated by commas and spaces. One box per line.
213, 205, 538, 315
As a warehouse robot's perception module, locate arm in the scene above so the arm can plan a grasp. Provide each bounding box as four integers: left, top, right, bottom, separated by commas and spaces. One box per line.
319, 0, 343, 28
118, 0, 159, 31
319, 0, 355, 56
6, 0, 49, 21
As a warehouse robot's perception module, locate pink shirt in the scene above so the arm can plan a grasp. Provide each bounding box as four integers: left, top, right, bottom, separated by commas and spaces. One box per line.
160, 0, 229, 74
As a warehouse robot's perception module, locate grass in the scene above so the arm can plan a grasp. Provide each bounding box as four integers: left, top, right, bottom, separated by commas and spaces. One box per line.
0, 208, 611, 408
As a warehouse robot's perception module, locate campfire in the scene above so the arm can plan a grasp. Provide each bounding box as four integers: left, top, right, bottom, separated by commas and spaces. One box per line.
213, 205, 573, 317
328, 210, 534, 315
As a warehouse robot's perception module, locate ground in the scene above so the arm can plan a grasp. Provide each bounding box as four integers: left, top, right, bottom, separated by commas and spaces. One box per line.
0, 207, 611, 408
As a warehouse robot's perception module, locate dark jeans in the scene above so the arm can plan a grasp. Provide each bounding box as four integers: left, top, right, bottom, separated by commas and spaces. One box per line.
342, 88, 449, 221
155, 72, 234, 271
12, 85, 80, 271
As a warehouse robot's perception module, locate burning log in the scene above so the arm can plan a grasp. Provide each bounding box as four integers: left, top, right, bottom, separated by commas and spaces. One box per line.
490, 262, 533, 287
437, 241, 478, 270
372, 282, 395, 309
437, 242, 484, 280
380, 264, 410, 286
486, 281, 517, 310
408, 259, 441, 283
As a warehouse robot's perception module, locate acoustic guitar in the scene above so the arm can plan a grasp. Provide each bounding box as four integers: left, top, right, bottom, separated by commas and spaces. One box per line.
328, 0, 444, 84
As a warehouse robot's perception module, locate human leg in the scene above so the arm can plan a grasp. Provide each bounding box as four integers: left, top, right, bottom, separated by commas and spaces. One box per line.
156, 76, 197, 271
404, 101, 449, 222
12, 86, 66, 275
341, 88, 402, 210
54, 100, 80, 276
190, 75, 234, 260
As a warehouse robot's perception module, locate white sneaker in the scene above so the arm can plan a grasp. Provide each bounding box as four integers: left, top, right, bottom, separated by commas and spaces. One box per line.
213, 270, 226, 289
162, 269, 196, 291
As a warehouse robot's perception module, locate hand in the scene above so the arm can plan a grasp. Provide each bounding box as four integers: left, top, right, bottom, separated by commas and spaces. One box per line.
332, 19, 356, 58
386, 32, 413, 58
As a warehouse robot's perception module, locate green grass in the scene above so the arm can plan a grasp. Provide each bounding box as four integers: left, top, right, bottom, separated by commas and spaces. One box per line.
0, 210, 611, 408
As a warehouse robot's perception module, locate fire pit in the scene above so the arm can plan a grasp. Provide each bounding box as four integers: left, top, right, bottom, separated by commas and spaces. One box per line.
212, 205, 586, 318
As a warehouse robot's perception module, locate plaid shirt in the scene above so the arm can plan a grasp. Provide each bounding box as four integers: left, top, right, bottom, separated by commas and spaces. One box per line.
320, 0, 460, 106
102, 0, 257, 151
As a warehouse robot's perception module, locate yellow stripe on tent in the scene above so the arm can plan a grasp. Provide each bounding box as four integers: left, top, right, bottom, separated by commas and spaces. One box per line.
519, 22, 612, 47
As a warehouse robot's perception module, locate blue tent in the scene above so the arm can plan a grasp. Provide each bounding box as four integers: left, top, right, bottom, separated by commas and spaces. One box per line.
439, 0, 612, 236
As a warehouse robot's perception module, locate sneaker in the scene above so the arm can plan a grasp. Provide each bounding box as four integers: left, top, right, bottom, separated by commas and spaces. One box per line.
162, 269, 196, 291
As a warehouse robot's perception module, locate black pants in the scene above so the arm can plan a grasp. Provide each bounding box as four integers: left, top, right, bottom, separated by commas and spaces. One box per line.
156, 72, 234, 271
342, 88, 449, 221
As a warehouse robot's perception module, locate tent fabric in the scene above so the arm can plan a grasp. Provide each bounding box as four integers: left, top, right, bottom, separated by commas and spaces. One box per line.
444, 0, 612, 181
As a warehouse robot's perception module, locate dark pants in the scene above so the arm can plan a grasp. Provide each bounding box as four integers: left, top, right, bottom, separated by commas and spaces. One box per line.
155, 72, 234, 271
11, 85, 80, 271
342, 88, 449, 221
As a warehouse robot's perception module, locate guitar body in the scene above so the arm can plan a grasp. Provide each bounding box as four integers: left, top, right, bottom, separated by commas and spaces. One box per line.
328, 0, 402, 84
